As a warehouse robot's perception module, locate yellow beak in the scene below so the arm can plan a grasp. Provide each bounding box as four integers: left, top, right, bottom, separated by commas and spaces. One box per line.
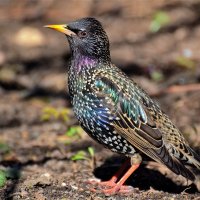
44, 24, 76, 36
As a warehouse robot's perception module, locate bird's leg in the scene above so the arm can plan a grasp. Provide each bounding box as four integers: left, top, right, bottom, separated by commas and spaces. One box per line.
105, 158, 130, 184
88, 159, 130, 188
102, 154, 142, 195
102, 163, 140, 194
89, 154, 142, 195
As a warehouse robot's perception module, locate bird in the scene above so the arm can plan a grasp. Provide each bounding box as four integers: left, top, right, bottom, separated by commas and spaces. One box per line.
45, 17, 200, 195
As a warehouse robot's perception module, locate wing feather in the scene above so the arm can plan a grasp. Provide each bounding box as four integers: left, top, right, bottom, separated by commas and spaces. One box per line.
93, 70, 195, 180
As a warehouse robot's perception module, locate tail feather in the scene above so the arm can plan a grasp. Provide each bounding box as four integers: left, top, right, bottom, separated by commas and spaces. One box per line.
172, 158, 195, 181
189, 147, 200, 168
154, 146, 195, 181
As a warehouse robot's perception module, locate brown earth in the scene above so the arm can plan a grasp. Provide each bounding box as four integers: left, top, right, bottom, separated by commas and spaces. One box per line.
0, 0, 200, 199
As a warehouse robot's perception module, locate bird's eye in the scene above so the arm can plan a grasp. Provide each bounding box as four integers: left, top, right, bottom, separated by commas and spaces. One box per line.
78, 30, 87, 38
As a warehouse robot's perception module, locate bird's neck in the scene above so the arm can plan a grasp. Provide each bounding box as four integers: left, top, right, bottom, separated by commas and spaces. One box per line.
70, 52, 110, 73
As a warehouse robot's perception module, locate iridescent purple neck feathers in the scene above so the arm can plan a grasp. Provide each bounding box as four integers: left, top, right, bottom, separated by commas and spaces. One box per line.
71, 54, 98, 73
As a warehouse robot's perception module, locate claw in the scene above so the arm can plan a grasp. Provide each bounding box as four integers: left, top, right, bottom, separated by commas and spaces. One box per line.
103, 185, 134, 195
88, 180, 134, 195
87, 178, 116, 188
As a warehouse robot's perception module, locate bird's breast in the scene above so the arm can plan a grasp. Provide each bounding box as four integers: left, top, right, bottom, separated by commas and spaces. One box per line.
68, 80, 136, 156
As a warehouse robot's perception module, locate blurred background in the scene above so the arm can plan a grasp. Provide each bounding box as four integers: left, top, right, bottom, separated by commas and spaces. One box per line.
0, 0, 200, 199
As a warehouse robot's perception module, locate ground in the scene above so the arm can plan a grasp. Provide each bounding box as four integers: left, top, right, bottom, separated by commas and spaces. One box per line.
0, 0, 200, 199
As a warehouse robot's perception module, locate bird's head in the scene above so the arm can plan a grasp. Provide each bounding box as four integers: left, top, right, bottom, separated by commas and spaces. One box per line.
45, 18, 110, 61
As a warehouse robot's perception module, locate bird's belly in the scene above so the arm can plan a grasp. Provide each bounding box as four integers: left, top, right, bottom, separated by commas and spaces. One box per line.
72, 95, 136, 156
85, 126, 137, 156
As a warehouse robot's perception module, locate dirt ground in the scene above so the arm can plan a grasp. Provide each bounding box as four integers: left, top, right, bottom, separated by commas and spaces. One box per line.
0, 0, 200, 199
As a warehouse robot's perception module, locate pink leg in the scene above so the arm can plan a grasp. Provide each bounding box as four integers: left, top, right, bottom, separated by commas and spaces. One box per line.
102, 163, 140, 195
87, 159, 140, 195
87, 159, 130, 188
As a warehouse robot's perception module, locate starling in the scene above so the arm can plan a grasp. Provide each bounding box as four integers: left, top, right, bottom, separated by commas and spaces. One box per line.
45, 18, 200, 195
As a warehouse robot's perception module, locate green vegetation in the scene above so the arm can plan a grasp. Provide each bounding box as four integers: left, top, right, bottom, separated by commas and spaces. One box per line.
71, 150, 88, 161
0, 170, 6, 188
71, 147, 96, 169
150, 11, 170, 32
0, 142, 10, 155
41, 106, 71, 122
0, 168, 20, 188
150, 70, 164, 82
71, 147, 95, 161
65, 126, 83, 138
41, 107, 85, 144
175, 56, 196, 69
87, 147, 95, 158
58, 125, 84, 144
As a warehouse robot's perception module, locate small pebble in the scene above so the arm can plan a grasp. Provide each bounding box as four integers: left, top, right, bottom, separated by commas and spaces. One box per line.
71, 185, 78, 190
183, 48, 192, 58
42, 173, 51, 178
61, 182, 67, 187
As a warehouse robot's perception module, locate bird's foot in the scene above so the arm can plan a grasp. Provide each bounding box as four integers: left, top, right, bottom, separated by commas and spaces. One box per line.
86, 162, 139, 195
87, 178, 116, 188
102, 184, 134, 195
87, 179, 134, 195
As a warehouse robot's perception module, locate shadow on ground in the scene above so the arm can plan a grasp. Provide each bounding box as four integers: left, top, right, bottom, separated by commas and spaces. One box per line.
94, 155, 198, 194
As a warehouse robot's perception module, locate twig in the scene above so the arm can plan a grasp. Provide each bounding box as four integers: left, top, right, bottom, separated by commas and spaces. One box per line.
151, 83, 200, 96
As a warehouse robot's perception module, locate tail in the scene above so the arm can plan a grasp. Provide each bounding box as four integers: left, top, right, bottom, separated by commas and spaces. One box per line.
170, 146, 200, 181
153, 146, 196, 181
188, 147, 200, 169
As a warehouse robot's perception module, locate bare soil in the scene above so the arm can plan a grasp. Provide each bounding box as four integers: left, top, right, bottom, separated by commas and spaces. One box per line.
0, 0, 200, 199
